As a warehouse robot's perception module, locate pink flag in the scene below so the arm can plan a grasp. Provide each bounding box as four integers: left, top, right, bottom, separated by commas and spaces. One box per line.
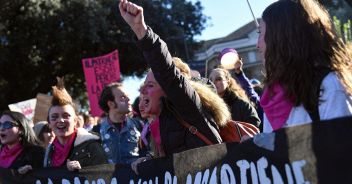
82, 50, 120, 116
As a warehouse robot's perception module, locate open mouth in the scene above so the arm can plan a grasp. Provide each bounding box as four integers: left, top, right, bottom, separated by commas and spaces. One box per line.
0, 133, 6, 139
56, 124, 67, 130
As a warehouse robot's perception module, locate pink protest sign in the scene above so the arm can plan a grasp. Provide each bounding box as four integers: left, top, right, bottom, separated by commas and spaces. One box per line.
82, 50, 120, 116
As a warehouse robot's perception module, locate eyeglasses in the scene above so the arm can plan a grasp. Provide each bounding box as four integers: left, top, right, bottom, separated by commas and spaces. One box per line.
0, 121, 19, 129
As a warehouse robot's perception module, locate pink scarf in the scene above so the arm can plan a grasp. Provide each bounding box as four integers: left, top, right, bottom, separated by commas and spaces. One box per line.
141, 123, 150, 146
260, 83, 294, 130
0, 143, 23, 168
51, 130, 77, 167
149, 118, 161, 153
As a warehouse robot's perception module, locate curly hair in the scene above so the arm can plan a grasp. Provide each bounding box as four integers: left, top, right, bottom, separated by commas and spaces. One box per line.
262, 0, 352, 112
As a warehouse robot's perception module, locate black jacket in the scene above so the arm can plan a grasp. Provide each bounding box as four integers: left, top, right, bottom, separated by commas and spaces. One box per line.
44, 128, 107, 168
10, 145, 44, 169
222, 89, 261, 127
137, 27, 222, 156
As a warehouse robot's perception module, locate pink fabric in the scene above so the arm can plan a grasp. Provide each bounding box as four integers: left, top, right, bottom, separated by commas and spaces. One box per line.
0, 143, 23, 168
149, 118, 161, 152
260, 83, 294, 130
51, 130, 77, 167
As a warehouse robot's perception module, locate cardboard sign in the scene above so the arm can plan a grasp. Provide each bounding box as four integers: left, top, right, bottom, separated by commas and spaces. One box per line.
82, 50, 120, 116
8, 98, 37, 120
32, 93, 52, 124
1, 116, 352, 183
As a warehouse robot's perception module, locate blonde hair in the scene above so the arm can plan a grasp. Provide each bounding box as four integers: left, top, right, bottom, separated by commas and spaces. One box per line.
172, 57, 231, 126
173, 57, 191, 78
190, 81, 231, 127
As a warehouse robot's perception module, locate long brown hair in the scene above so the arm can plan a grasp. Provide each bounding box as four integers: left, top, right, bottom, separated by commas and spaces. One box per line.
262, 0, 352, 112
1, 111, 40, 147
210, 68, 249, 102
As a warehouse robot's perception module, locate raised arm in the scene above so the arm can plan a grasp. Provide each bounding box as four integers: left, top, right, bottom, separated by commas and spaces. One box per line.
119, 0, 221, 144
119, 0, 147, 40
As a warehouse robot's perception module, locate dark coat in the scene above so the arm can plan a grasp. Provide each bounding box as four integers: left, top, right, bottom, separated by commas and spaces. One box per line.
44, 128, 107, 168
222, 89, 261, 127
137, 27, 222, 156
10, 145, 44, 169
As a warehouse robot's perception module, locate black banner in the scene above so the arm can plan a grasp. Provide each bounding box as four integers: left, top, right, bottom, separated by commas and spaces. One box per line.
1, 116, 352, 184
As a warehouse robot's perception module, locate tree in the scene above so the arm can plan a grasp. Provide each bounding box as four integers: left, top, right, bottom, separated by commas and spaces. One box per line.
319, 0, 352, 42
0, 0, 208, 111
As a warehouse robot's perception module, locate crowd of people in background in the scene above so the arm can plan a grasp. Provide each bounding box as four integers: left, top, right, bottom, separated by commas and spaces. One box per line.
1, 0, 351, 178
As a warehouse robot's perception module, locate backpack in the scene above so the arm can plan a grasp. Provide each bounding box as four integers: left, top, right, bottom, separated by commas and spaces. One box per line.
176, 115, 260, 144
219, 120, 259, 143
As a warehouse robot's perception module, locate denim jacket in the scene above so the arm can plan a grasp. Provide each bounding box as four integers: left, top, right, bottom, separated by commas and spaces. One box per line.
99, 117, 142, 165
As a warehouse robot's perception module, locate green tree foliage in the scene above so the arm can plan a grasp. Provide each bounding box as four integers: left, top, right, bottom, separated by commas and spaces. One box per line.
319, 0, 351, 42
0, 0, 207, 110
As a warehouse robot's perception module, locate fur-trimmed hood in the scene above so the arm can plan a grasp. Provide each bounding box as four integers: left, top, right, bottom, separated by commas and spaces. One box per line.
74, 128, 100, 146
190, 81, 231, 127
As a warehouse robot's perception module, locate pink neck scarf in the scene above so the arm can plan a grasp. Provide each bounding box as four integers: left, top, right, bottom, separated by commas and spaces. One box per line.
0, 143, 23, 168
149, 118, 161, 153
260, 83, 294, 130
51, 130, 77, 167
141, 123, 150, 146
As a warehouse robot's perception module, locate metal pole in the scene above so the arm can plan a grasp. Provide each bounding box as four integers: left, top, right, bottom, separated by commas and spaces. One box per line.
183, 36, 190, 62
246, 0, 259, 29
205, 58, 210, 78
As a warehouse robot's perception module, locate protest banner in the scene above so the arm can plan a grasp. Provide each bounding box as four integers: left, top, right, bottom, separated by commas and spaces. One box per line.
82, 50, 120, 116
1, 116, 352, 184
8, 98, 37, 121
32, 93, 52, 124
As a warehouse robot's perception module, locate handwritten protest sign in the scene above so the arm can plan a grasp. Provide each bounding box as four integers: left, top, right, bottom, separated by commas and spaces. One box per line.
8, 98, 37, 121
82, 50, 120, 116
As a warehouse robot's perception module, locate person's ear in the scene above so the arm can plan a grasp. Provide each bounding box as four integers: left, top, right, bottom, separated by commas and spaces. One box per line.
107, 101, 117, 109
71, 115, 78, 127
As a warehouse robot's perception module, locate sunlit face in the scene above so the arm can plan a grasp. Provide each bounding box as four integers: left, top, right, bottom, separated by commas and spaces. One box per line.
209, 70, 229, 97
0, 115, 21, 148
140, 71, 165, 116
109, 87, 132, 115
48, 105, 77, 144
138, 94, 149, 119
257, 20, 267, 61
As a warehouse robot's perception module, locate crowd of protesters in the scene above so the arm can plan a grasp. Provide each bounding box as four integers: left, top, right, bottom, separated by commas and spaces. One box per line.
0, 0, 351, 178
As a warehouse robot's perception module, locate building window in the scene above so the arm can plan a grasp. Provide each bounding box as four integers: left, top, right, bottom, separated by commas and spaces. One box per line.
247, 51, 256, 63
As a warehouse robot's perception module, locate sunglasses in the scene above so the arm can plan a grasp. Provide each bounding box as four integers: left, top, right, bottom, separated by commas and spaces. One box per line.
0, 121, 19, 129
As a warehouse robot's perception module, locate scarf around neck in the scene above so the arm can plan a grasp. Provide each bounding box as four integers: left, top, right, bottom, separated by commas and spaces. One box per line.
149, 118, 161, 153
51, 130, 77, 167
0, 142, 23, 168
260, 83, 294, 130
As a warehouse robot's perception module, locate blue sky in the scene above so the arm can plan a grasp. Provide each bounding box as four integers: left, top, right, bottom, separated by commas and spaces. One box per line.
193, 0, 276, 40
123, 0, 276, 102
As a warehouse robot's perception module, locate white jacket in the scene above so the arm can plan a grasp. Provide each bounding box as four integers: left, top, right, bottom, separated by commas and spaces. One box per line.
263, 72, 352, 133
